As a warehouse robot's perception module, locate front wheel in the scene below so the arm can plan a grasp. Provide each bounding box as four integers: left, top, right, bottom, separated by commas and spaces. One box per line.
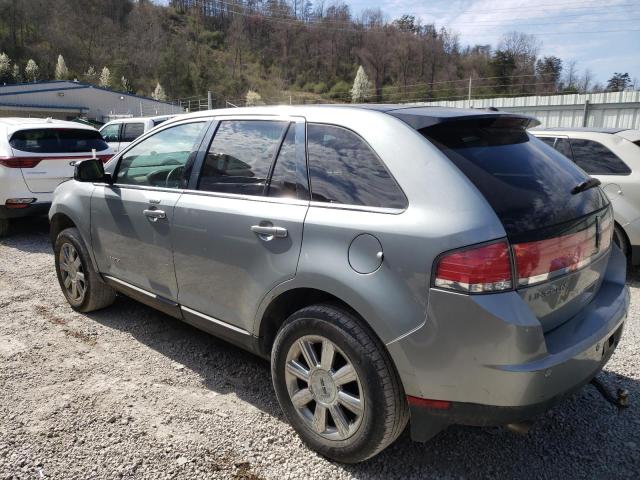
54, 227, 116, 312
613, 224, 630, 258
271, 304, 409, 463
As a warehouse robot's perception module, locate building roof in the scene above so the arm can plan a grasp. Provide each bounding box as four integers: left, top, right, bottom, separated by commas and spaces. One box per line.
0, 101, 87, 111
532, 127, 628, 134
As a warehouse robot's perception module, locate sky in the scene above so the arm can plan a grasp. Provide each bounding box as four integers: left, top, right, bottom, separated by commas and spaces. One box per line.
345, 0, 640, 85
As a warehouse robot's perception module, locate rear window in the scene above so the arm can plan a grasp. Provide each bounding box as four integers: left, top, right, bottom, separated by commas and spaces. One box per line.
569, 138, 631, 175
420, 117, 608, 240
10, 128, 109, 153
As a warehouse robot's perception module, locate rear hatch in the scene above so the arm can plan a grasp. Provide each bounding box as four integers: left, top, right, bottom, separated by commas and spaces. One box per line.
412, 114, 612, 332
8, 127, 110, 193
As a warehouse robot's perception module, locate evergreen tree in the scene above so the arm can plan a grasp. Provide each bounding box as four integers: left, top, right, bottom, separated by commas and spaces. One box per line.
351, 66, 371, 103
0, 52, 11, 83
12, 64, 21, 83
99, 67, 111, 87
84, 66, 97, 83
152, 82, 167, 101
606, 72, 631, 92
245, 90, 263, 106
55, 54, 69, 80
24, 59, 39, 82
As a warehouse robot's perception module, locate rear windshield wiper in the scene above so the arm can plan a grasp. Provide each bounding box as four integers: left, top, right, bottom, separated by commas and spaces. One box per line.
571, 177, 601, 195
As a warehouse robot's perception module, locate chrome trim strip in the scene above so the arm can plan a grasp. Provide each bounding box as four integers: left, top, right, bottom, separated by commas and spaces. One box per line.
308, 201, 405, 215
180, 188, 308, 206
109, 184, 185, 194
103, 275, 173, 302
181, 306, 251, 336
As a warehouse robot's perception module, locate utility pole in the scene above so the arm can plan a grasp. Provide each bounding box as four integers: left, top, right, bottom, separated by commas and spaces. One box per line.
468, 77, 473, 108
207, 91, 212, 110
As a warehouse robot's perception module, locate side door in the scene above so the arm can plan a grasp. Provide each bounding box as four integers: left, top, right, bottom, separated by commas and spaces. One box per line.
119, 122, 146, 152
172, 116, 309, 336
91, 119, 210, 303
100, 123, 122, 153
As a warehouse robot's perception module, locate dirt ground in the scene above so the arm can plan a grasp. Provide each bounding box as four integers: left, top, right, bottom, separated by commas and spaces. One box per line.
1, 217, 639, 479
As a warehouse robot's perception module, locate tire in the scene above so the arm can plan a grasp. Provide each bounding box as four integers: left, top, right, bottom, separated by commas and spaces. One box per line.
0, 218, 8, 237
54, 227, 116, 312
613, 224, 630, 258
271, 303, 409, 463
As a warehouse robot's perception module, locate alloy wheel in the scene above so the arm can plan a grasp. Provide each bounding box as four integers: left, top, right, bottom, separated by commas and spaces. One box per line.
284, 335, 364, 441
59, 242, 86, 303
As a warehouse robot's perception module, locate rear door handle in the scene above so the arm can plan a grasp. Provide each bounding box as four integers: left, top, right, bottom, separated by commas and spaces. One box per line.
251, 225, 288, 239
143, 209, 166, 222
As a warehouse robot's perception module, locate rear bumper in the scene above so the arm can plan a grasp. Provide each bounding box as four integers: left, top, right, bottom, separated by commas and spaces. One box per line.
0, 202, 51, 220
408, 322, 624, 440
386, 247, 629, 441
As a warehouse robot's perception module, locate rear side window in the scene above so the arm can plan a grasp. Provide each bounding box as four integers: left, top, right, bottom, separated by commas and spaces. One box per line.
10, 128, 109, 153
554, 138, 573, 159
570, 138, 631, 175
121, 123, 145, 143
100, 124, 120, 142
199, 120, 289, 196
420, 118, 608, 240
306, 123, 407, 209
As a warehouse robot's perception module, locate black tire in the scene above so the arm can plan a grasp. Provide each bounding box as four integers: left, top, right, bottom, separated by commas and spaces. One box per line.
271, 303, 409, 463
0, 218, 8, 237
54, 227, 116, 312
613, 224, 630, 258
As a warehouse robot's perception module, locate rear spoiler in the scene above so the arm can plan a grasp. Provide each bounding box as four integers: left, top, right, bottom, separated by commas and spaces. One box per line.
389, 111, 541, 130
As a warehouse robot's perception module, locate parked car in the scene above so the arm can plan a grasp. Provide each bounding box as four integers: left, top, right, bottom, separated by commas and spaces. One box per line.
99, 115, 175, 153
0, 117, 112, 237
531, 128, 640, 263
50, 106, 628, 463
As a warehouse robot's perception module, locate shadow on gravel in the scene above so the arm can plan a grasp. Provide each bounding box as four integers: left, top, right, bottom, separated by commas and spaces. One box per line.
0, 215, 51, 254
85, 294, 640, 479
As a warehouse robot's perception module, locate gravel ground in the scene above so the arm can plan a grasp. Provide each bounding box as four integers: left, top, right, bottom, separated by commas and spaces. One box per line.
0, 217, 639, 480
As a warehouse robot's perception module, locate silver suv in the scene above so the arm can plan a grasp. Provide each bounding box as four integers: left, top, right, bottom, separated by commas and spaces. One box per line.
50, 106, 629, 463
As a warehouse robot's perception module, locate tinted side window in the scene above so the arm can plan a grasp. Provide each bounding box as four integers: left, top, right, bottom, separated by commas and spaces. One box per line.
537, 137, 555, 147
199, 120, 289, 196
554, 138, 573, 159
100, 124, 120, 142
9, 128, 109, 153
122, 123, 145, 143
116, 122, 206, 188
267, 125, 298, 198
307, 124, 407, 209
570, 138, 631, 175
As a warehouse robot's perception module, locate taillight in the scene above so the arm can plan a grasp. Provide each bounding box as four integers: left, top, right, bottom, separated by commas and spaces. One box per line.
514, 209, 613, 287
0, 157, 42, 168
96, 154, 112, 163
434, 241, 513, 293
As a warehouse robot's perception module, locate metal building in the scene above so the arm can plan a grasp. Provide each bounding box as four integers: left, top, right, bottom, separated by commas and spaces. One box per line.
0, 80, 184, 123
412, 91, 640, 130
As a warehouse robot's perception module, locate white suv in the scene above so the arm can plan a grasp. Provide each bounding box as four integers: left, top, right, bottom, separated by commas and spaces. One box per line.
99, 115, 175, 154
0, 118, 112, 236
532, 127, 640, 263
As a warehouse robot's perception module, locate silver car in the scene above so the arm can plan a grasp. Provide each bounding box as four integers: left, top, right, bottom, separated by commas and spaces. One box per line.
531, 128, 640, 263
50, 106, 629, 463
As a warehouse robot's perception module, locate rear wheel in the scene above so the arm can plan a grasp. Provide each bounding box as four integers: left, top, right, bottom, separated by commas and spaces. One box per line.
613, 224, 630, 258
271, 304, 409, 463
0, 218, 8, 237
54, 227, 116, 312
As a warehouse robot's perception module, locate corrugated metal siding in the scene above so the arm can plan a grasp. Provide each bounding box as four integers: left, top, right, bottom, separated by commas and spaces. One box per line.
411, 91, 640, 129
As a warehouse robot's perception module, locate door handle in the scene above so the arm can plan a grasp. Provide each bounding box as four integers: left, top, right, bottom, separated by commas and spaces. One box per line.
251, 225, 288, 239
143, 209, 166, 222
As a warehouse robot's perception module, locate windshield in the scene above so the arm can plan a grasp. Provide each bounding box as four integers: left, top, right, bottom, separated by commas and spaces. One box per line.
420, 117, 609, 241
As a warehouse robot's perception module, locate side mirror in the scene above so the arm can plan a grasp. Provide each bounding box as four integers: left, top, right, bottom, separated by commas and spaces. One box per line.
74, 159, 110, 183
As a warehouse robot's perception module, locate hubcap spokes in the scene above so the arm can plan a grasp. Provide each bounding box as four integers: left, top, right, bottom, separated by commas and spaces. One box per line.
284, 335, 364, 441
59, 243, 86, 303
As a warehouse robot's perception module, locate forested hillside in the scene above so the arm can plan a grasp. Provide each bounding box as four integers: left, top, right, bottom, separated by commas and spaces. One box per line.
0, 0, 630, 106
